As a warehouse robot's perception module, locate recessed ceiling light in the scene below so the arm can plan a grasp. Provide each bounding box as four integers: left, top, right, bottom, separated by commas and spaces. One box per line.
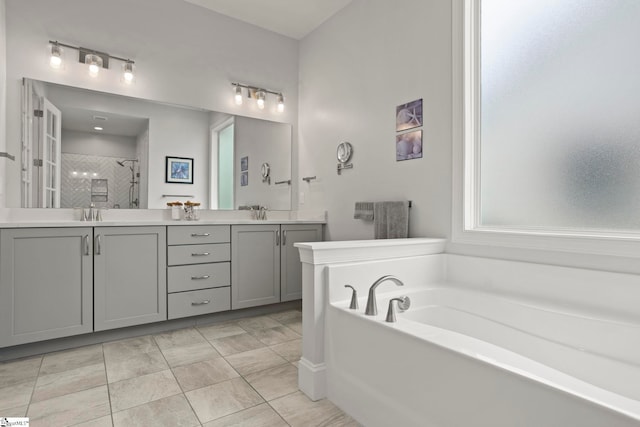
94, 126, 103, 131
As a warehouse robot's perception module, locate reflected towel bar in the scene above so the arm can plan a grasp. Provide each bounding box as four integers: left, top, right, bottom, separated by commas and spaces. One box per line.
275, 180, 291, 185
162, 194, 195, 198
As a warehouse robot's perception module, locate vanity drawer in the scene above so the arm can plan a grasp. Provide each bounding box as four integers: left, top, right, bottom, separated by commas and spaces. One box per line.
168, 262, 230, 293
168, 243, 230, 266
168, 287, 230, 320
168, 225, 230, 245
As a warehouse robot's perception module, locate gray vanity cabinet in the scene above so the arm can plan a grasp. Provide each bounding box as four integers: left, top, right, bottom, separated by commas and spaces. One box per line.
231, 223, 323, 309
93, 226, 167, 331
231, 224, 281, 309
0, 227, 94, 347
280, 224, 323, 302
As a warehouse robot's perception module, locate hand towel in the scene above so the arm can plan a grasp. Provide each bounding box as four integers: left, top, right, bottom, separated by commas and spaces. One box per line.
354, 202, 374, 221
374, 201, 409, 239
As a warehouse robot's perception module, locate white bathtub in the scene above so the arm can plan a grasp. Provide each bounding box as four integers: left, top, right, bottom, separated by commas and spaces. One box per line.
325, 286, 640, 427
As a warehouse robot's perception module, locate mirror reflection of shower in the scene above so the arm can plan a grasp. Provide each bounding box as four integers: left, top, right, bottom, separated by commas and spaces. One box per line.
116, 159, 139, 208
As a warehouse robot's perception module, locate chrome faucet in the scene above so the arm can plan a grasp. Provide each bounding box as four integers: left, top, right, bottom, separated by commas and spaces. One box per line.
365, 275, 404, 316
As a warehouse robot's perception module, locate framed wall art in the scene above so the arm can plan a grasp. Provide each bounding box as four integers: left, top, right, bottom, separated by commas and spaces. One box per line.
165, 156, 193, 184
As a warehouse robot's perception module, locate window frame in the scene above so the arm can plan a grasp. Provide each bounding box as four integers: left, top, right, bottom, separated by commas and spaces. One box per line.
452, 0, 640, 259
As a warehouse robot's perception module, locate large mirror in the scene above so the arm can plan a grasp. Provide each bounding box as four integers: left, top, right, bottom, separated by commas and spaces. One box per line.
20, 78, 292, 210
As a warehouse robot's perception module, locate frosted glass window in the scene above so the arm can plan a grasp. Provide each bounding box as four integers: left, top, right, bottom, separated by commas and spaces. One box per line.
218, 124, 234, 210
480, 0, 640, 230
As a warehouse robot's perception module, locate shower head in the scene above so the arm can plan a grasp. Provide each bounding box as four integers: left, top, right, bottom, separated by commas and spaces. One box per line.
116, 159, 138, 167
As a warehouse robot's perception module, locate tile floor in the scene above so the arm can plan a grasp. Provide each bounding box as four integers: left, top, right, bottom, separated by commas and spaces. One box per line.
0, 309, 360, 427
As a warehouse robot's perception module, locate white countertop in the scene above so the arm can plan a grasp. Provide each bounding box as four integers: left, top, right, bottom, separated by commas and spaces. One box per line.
0, 208, 326, 228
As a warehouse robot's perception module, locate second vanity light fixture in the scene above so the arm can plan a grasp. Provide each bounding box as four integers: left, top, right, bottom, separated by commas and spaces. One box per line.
232, 82, 285, 112
49, 40, 136, 83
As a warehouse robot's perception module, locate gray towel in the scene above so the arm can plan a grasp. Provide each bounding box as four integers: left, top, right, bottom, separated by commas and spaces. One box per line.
374, 201, 409, 239
354, 202, 374, 221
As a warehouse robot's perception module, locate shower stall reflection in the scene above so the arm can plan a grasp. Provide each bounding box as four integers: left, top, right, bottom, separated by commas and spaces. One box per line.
60, 154, 140, 209
116, 159, 139, 208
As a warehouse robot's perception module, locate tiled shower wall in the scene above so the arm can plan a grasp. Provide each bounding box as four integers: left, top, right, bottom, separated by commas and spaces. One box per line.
61, 153, 137, 209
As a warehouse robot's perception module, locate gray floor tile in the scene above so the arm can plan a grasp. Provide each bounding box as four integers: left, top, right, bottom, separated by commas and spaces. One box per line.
39, 344, 104, 376
0, 405, 28, 417
248, 325, 300, 346
27, 385, 111, 426
270, 391, 354, 427
268, 309, 302, 323
283, 318, 303, 335
209, 332, 265, 356
185, 377, 264, 423
202, 403, 288, 427
172, 357, 239, 392
112, 394, 199, 427
198, 322, 246, 341
108, 369, 182, 412
225, 347, 288, 376
105, 349, 169, 383
71, 415, 114, 427
237, 315, 282, 332
160, 341, 222, 368
154, 327, 208, 348
32, 362, 106, 403
244, 363, 299, 401
0, 356, 42, 388
103, 336, 158, 362
270, 338, 302, 362
0, 379, 35, 412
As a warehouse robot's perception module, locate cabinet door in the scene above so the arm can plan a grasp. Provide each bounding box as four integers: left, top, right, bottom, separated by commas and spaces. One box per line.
0, 227, 93, 347
231, 224, 280, 309
280, 224, 323, 302
94, 226, 167, 331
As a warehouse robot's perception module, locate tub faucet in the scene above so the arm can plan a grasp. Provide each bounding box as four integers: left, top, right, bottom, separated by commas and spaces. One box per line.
365, 275, 404, 316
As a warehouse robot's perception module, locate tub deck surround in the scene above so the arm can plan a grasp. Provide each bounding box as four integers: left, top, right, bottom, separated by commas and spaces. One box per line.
293, 238, 447, 400
304, 240, 640, 426
0, 208, 326, 227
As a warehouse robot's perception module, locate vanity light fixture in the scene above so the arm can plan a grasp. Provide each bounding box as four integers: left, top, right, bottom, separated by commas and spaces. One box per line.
231, 82, 285, 112
47, 40, 136, 82
123, 61, 134, 83
49, 42, 62, 69
256, 90, 266, 110
234, 84, 243, 105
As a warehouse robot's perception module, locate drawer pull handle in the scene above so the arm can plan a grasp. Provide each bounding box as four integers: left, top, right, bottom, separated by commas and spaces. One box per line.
191, 300, 211, 306
191, 275, 210, 280
191, 233, 211, 237
191, 252, 210, 257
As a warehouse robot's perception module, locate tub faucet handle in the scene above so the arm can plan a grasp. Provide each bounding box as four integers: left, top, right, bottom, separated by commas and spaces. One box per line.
385, 296, 411, 323
344, 285, 359, 310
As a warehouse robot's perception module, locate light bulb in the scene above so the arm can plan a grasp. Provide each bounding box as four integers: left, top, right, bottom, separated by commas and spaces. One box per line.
123, 62, 134, 83
277, 93, 285, 113
234, 85, 243, 105
50, 44, 62, 69
256, 91, 266, 110
85, 54, 102, 77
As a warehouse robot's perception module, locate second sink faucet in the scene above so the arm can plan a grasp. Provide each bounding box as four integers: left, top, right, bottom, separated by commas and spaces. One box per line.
365, 275, 404, 316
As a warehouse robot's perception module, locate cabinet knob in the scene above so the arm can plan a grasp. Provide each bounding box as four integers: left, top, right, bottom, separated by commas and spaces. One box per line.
191, 300, 211, 306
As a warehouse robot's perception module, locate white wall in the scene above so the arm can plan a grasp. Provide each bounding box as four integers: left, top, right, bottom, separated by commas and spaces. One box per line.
298, 0, 453, 240
0, 0, 7, 208
234, 116, 291, 210
62, 130, 137, 158
3, 0, 299, 207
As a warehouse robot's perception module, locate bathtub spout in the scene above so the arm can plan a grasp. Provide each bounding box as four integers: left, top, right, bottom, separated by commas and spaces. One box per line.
365, 275, 404, 316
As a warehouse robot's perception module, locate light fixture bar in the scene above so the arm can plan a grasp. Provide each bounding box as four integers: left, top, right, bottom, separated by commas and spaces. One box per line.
231, 82, 281, 97
48, 40, 135, 66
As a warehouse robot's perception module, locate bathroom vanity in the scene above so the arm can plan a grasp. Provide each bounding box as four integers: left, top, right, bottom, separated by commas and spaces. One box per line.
0, 217, 323, 349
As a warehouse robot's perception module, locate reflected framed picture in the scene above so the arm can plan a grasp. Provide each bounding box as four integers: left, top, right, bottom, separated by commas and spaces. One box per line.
241, 156, 249, 171
166, 156, 193, 184
396, 98, 423, 132
240, 171, 248, 186
396, 130, 423, 161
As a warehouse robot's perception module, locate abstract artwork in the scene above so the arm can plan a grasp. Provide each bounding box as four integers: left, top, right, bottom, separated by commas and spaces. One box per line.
166, 156, 193, 184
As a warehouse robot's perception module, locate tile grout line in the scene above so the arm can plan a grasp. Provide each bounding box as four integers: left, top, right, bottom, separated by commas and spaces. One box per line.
23, 354, 44, 419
